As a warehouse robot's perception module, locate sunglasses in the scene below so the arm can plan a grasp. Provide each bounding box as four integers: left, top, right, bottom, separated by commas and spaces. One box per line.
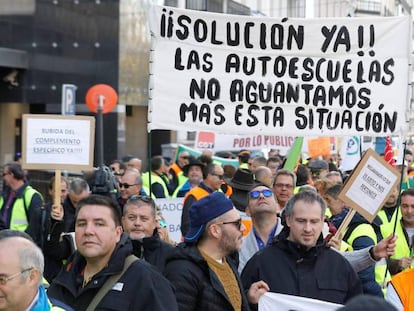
127, 195, 156, 208
215, 218, 242, 230
211, 173, 224, 179
119, 183, 138, 189
249, 189, 273, 199
128, 195, 153, 203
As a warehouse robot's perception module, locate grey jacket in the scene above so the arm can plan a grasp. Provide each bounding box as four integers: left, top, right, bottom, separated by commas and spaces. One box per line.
238, 217, 283, 274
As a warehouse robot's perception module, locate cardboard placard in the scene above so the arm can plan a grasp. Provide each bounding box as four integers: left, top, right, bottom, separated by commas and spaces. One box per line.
338, 148, 400, 223
22, 114, 95, 171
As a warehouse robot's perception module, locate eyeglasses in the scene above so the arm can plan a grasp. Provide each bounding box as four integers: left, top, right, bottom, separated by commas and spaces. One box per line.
274, 183, 294, 189
180, 156, 189, 160
0, 268, 32, 285
249, 189, 273, 199
2, 172, 9, 177
215, 218, 242, 230
211, 173, 224, 179
119, 183, 138, 189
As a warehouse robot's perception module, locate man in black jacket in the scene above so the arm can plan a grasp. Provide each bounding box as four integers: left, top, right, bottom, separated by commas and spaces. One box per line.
47, 194, 177, 311
164, 192, 255, 311
241, 190, 363, 308
122, 195, 174, 272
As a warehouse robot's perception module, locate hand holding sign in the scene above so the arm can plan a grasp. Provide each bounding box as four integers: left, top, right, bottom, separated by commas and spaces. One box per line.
333, 148, 400, 240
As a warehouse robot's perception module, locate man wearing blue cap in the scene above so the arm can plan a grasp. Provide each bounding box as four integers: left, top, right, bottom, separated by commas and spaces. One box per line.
164, 192, 256, 311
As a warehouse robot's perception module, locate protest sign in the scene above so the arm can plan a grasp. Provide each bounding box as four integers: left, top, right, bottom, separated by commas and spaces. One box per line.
338, 148, 400, 223
22, 114, 95, 170
148, 6, 411, 137
195, 131, 295, 154
155, 198, 183, 243
259, 292, 342, 311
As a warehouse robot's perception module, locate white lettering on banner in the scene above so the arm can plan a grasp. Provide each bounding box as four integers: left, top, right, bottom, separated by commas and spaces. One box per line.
155, 198, 184, 243
148, 6, 411, 137
195, 131, 295, 153
259, 292, 343, 311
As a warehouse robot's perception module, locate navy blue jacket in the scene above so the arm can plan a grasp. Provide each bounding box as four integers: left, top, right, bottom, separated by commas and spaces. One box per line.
241, 228, 362, 308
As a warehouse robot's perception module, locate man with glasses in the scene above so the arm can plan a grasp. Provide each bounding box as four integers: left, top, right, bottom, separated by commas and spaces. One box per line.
238, 184, 282, 273
164, 192, 252, 311
181, 163, 225, 237
0, 230, 67, 310
122, 195, 174, 272
48, 195, 178, 311
272, 169, 296, 211
118, 169, 146, 211
242, 191, 363, 307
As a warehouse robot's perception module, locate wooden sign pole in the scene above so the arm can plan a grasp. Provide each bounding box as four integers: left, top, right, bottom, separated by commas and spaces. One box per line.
333, 209, 356, 241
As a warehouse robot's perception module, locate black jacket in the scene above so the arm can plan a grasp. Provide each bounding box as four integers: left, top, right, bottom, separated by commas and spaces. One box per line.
241, 228, 362, 307
164, 243, 250, 311
48, 233, 178, 311
131, 230, 175, 273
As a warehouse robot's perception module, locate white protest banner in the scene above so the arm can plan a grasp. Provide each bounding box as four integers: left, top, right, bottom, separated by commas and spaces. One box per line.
155, 198, 183, 243
22, 114, 95, 170
195, 131, 295, 154
338, 148, 400, 222
259, 292, 342, 311
148, 6, 411, 137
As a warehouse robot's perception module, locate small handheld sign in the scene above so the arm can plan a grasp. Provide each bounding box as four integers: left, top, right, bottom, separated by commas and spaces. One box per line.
333, 148, 400, 239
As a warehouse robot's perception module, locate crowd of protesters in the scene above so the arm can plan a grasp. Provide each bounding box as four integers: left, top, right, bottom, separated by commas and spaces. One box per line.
1, 146, 413, 310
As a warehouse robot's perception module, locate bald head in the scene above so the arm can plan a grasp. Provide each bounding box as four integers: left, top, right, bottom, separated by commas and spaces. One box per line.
127, 158, 142, 172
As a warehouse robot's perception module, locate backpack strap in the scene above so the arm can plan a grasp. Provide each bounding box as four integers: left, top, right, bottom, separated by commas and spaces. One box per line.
85, 255, 138, 311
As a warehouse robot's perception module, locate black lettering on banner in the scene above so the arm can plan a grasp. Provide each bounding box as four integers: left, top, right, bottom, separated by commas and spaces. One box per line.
158, 7, 401, 134
189, 78, 220, 100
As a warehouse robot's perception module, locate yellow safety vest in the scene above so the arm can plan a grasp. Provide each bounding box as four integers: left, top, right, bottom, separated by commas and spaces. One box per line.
345, 223, 390, 293
391, 220, 414, 269
378, 207, 401, 240
0, 186, 41, 231
141, 172, 170, 198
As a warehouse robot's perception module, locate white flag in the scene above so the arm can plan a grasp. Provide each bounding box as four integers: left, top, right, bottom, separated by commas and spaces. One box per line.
259, 292, 343, 311
339, 136, 361, 172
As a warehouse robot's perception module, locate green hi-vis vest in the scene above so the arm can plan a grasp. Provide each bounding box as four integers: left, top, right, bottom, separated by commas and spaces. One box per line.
391, 220, 414, 269
0, 186, 41, 231
141, 172, 170, 198
344, 223, 390, 294
378, 207, 401, 240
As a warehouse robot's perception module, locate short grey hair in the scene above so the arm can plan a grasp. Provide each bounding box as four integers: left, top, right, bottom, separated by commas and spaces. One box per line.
272, 169, 296, 187
284, 190, 326, 220
0, 230, 44, 286
69, 177, 90, 194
